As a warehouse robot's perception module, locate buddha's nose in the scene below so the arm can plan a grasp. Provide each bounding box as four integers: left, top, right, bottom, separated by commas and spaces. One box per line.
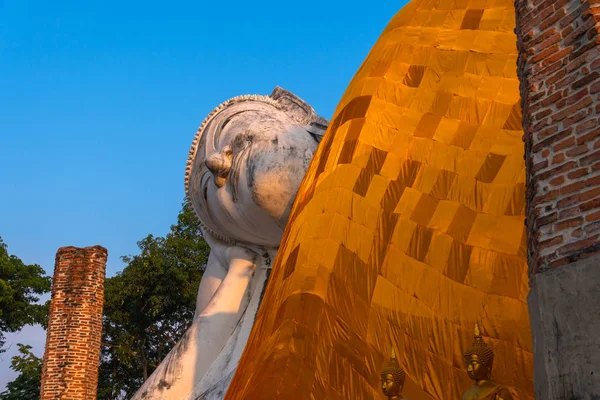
205, 152, 231, 187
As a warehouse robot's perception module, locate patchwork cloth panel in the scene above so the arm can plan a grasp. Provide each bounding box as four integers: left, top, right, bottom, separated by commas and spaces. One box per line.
226, 0, 533, 398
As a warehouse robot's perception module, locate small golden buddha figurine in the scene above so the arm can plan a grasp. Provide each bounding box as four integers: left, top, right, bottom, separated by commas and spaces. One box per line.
462, 323, 514, 400
380, 348, 408, 400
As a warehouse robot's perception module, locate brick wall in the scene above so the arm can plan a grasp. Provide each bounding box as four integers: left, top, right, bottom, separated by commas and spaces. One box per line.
40, 246, 108, 400
515, 0, 600, 274
516, 0, 600, 397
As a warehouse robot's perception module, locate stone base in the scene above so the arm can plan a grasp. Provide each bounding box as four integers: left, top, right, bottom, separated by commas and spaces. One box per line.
528, 254, 600, 400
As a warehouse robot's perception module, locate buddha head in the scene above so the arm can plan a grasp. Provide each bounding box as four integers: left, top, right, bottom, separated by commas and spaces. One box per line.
464, 323, 494, 382
185, 87, 328, 247
380, 348, 406, 398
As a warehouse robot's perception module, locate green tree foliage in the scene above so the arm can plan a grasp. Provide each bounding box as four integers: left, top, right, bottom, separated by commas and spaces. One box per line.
0, 238, 51, 353
97, 201, 209, 399
0, 201, 208, 399
0, 344, 43, 400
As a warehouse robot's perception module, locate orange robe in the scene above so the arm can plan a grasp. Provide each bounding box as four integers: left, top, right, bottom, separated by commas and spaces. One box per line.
226, 0, 534, 398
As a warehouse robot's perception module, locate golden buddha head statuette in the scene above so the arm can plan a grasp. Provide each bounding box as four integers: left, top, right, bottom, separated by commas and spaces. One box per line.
464, 322, 494, 382
381, 348, 406, 398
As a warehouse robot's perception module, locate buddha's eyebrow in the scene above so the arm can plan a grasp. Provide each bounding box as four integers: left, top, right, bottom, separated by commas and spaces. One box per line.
212, 118, 230, 148
213, 111, 245, 148
221, 116, 233, 131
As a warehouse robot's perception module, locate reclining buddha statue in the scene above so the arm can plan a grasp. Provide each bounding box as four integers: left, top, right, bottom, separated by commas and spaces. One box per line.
135, 0, 535, 396
131, 87, 328, 400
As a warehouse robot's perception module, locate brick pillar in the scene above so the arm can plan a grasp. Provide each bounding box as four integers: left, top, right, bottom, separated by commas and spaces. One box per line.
40, 246, 108, 400
515, 0, 600, 397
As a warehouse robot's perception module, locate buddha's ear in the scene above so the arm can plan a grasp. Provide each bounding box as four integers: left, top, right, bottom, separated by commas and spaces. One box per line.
270, 86, 329, 140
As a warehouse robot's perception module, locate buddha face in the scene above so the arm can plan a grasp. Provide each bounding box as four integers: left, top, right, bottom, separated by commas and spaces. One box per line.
465, 353, 490, 382
381, 373, 401, 397
188, 101, 319, 247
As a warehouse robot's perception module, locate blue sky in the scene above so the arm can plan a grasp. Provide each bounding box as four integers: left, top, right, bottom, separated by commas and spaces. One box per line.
0, 0, 405, 390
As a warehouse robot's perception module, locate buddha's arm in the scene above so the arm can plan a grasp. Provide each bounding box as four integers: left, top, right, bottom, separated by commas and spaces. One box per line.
198, 245, 257, 317
186, 245, 259, 382
194, 234, 228, 318
131, 244, 258, 399
195, 252, 226, 317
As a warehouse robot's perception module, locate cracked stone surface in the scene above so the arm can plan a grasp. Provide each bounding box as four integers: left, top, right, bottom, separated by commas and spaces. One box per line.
528, 254, 600, 400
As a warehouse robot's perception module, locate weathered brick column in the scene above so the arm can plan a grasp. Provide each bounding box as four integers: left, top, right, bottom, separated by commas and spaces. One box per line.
40, 246, 108, 400
515, 0, 600, 397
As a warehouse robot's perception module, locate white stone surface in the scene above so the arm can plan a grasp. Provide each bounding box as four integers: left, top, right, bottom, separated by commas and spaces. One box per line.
131, 88, 327, 400
184, 256, 273, 400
